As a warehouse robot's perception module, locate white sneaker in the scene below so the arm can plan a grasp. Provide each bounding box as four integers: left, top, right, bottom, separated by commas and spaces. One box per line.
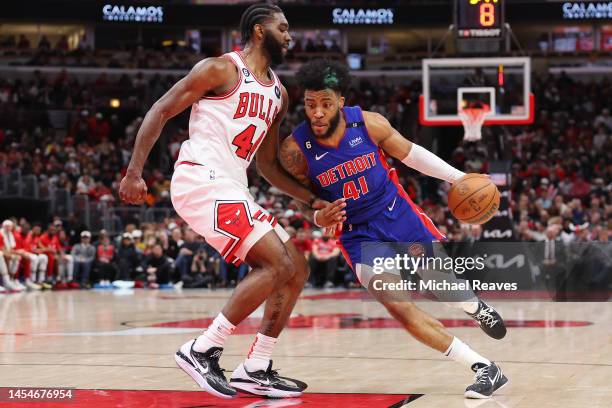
6, 280, 24, 292
0, 285, 7, 293
230, 361, 306, 398
15, 280, 27, 291
25, 280, 42, 290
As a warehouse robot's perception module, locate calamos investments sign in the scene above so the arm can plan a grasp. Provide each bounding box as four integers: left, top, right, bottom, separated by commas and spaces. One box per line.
332, 8, 394, 25
102, 4, 164, 23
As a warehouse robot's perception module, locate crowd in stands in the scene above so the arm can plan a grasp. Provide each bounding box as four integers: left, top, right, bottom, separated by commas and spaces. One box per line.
0, 215, 358, 292
0, 64, 610, 293
1, 32, 345, 70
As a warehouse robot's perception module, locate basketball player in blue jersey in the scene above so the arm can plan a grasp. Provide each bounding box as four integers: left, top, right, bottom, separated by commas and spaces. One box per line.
269, 60, 508, 399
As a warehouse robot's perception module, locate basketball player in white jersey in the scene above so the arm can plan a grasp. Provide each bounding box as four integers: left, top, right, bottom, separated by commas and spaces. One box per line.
119, 4, 345, 399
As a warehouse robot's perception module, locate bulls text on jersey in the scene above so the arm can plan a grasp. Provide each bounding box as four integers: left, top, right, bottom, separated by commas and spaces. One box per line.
233, 92, 279, 127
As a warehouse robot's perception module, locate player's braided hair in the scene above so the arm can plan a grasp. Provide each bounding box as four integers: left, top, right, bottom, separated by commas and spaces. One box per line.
297, 59, 351, 95
240, 3, 283, 44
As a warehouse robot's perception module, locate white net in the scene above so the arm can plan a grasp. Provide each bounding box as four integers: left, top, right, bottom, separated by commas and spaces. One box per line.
459, 107, 491, 142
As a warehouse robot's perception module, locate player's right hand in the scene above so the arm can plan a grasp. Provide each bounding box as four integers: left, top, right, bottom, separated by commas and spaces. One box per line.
119, 174, 148, 205
314, 198, 347, 228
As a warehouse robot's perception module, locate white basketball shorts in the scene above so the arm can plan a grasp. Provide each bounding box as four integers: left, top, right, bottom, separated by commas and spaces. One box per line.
170, 161, 289, 266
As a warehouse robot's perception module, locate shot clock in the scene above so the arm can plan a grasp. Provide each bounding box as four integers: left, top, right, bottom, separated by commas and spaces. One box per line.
456, 0, 505, 39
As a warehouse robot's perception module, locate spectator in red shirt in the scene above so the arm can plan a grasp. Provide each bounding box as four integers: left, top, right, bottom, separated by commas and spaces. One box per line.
95, 230, 116, 286
16, 223, 46, 289
38, 223, 64, 286
309, 231, 341, 288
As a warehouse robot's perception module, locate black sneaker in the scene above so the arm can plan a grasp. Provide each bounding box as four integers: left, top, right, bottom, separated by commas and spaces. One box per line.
230, 360, 307, 398
465, 362, 508, 399
467, 300, 507, 339
174, 339, 237, 399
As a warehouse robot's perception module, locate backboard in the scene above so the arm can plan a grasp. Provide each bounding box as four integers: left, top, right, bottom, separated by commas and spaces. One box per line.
419, 57, 534, 126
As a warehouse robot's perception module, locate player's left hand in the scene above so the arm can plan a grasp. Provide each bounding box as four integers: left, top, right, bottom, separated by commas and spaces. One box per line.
314, 198, 347, 228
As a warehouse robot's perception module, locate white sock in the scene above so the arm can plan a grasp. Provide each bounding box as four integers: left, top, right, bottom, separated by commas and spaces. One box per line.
444, 337, 490, 369
444, 300, 479, 314
462, 301, 480, 314
244, 332, 278, 372
193, 313, 236, 352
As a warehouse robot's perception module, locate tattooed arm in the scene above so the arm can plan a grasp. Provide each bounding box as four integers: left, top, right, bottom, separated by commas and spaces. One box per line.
256, 86, 317, 206
277, 135, 316, 219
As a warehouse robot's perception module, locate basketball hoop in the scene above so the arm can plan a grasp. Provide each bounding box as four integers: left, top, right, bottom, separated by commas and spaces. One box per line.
459, 104, 491, 142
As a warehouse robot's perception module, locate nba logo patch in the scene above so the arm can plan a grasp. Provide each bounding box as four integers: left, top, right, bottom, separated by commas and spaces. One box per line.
349, 136, 363, 147
242, 68, 250, 77
274, 86, 281, 99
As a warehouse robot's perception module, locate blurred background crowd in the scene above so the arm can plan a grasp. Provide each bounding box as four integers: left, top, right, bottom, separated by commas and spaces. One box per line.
0, 54, 610, 293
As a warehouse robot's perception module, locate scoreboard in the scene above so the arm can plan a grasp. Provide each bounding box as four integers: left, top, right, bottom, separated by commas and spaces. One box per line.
456, 0, 504, 39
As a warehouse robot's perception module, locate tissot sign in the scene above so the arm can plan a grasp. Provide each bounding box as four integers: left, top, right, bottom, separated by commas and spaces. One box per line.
332, 8, 394, 25
562, 2, 612, 19
102, 4, 164, 23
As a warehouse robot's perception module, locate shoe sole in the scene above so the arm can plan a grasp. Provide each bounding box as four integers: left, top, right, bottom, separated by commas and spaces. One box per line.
479, 325, 507, 340
230, 381, 302, 398
464, 378, 509, 399
174, 352, 236, 399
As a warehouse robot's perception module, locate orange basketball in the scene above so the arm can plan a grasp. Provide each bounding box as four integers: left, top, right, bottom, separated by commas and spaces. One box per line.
448, 174, 500, 224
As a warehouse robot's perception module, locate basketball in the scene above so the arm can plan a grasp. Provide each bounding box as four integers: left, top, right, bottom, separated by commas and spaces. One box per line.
448, 174, 500, 224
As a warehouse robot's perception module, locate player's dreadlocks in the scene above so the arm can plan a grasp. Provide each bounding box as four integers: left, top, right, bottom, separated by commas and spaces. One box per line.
240, 3, 283, 44
297, 59, 351, 95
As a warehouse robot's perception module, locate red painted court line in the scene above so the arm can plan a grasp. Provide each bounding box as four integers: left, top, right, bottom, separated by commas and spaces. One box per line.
151, 313, 592, 331
300, 290, 611, 301
0, 389, 421, 408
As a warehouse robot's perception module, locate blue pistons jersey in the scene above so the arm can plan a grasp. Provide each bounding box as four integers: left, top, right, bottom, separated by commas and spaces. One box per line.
292, 106, 445, 269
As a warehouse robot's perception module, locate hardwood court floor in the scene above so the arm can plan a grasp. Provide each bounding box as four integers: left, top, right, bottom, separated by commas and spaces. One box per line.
0, 288, 610, 407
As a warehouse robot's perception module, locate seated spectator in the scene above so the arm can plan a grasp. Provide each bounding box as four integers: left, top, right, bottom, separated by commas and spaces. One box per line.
0, 249, 11, 293
167, 227, 183, 260
116, 233, 141, 281
185, 247, 216, 288
174, 228, 203, 281
144, 243, 173, 288
0, 220, 26, 291
56, 225, 74, 288
95, 230, 116, 286
70, 231, 96, 288
17, 222, 47, 289
27, 224, 54, 289
309, 232, 341, 288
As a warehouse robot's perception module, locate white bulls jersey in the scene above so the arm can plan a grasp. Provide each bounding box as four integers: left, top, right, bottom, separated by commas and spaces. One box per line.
176, 51, 283, 187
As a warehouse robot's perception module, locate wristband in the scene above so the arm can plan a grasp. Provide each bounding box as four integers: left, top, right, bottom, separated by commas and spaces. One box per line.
313, 210, 323, 227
